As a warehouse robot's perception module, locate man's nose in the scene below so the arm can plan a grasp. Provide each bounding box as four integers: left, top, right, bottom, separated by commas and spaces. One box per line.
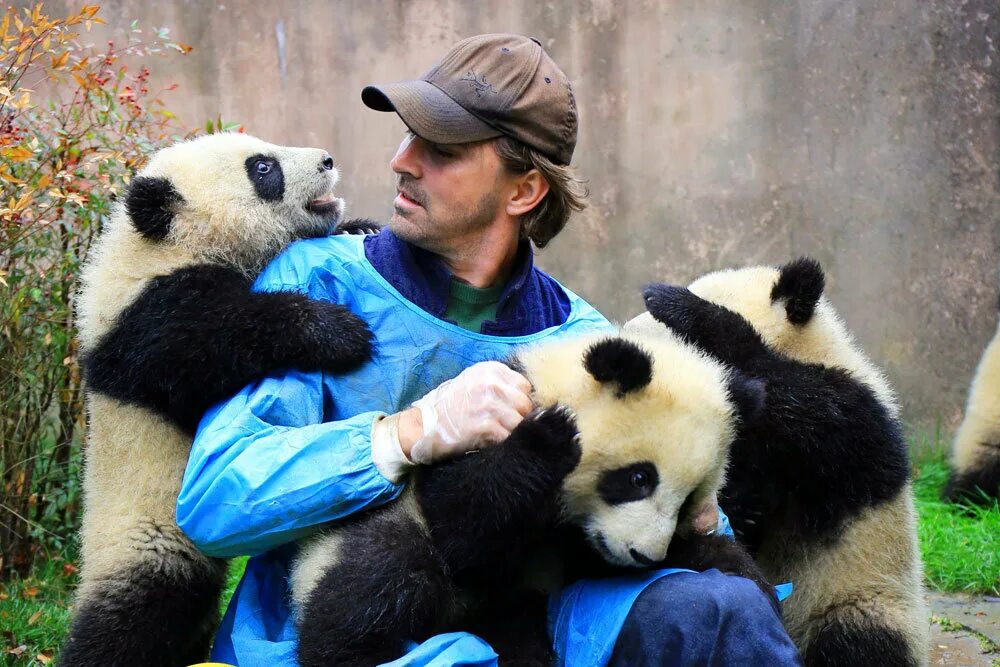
390, 134, 421, 178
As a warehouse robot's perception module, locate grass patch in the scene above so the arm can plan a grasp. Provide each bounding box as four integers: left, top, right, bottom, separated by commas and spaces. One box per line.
223, 556, 249, 612
0, 555, 247, 666
0, 553, 76, 667
913, 451, 1000, 595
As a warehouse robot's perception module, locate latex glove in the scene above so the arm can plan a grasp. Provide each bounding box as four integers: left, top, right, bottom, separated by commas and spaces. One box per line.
409, 361, 534, 464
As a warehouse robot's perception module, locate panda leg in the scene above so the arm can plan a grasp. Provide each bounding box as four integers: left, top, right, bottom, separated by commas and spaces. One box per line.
946, 319, 1000, 507
416, 406, 581, 572
465, 592, 554, 666
60, 540, 226, 667
297, 510, 458, 667
944, 448, 1000, 506
803, 613, 918, 667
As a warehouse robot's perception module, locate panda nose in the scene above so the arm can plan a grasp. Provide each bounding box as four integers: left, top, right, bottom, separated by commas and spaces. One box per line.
321, 154, 334, 171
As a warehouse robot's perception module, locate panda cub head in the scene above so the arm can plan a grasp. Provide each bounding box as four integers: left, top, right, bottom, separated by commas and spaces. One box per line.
126, 132, 344, 275
517, 331, 763, 568
683, 257, 897, 414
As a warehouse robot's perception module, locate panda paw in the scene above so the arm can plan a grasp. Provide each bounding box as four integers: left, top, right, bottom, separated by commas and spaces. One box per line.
642, 284, 764, 364
334, 217, 382, 235
666, 533, 776, 601
642, 284, 716, 336
305, 301, 374, 371
512, 405, 582, 474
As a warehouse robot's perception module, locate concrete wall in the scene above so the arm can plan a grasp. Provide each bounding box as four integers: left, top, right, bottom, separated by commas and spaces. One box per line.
55, 0, 999, 433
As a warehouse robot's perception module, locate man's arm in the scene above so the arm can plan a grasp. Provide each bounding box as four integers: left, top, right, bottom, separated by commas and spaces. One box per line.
176, 370, 403, 558
177, 363, 536, 560
175, 241, 403, 558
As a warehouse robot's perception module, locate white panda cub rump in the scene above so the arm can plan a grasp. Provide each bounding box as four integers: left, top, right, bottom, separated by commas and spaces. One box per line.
63, 133, 374, 667
636, 257, 928, 667
945, 310, 1000, 506
290, 330, 771, 667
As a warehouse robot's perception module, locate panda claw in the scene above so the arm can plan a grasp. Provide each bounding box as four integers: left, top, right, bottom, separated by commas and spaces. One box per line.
516, 404, 581, 471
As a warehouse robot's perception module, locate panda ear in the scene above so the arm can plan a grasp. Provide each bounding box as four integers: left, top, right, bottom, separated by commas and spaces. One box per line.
770, 257, 825, 325
126, 176, 183, 241
727, 371, 766, 426
584, 338, 653, 397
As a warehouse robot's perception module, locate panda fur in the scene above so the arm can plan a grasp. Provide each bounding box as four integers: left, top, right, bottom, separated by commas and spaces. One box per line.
63, 133, 374, 666
288, 329, 771, 667
634, 257, 929, 667
945, 310, 1000, 505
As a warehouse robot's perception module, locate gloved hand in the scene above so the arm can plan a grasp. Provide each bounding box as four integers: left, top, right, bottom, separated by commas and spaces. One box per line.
409, 361, 534, 464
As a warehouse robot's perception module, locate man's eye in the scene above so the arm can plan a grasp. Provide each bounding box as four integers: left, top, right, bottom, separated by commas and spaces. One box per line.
256, 161, 272, 175
430, 144, 454, 158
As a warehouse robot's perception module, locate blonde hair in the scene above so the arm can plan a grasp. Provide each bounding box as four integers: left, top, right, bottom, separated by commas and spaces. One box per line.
493, 136, 588, 248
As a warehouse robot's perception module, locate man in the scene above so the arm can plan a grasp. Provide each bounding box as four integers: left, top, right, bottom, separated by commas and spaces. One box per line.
178, 33, 800, 665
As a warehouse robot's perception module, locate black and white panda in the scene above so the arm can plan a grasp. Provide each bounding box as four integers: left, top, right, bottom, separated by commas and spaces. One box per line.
635, 257, 929, 666
288, 329, 772, 667
64, 133, 374, 666
945, 310, 1000, 505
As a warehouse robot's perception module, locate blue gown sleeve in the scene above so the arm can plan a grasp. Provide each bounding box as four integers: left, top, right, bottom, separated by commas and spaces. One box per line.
176, 243, 404, 558
176, 371, 403, 558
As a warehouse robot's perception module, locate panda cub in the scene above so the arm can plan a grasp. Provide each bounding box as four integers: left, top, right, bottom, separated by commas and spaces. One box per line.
289, 329, 771, 667
64, 134, 374, 667
636, 258, 928, 667
945, 308, 1000, 505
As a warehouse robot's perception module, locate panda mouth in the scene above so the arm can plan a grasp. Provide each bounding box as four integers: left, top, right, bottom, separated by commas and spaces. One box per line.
593, 534, 630, 567
306, 193, 344, 219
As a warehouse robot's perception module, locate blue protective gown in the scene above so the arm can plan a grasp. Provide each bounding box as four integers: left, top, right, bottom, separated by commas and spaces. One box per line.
177, 234, 792, 667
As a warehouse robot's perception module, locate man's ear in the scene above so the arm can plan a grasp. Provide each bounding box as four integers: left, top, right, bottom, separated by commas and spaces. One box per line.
506, 169, 550, 218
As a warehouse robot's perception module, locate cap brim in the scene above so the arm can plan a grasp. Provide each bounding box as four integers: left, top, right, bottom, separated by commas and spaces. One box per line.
362, 80, 502, 145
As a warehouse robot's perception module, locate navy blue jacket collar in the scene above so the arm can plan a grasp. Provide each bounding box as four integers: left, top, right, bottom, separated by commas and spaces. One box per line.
364, 229, 571, 336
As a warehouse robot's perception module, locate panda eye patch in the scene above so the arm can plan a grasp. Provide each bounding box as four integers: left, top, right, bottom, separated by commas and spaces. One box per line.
598, 462, 659, 505
244, 154, 285, 202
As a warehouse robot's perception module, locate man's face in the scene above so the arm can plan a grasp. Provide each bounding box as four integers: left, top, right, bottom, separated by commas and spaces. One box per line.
389, 132, 511, 252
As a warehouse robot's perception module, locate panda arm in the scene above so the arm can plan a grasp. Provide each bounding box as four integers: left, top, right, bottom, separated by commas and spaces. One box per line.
642, 284, 771, 370
83, 263, 371, 434
737, 358, 911, 537
415, 406, 581, 577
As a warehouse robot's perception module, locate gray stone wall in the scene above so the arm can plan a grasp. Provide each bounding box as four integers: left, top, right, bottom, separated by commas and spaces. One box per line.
59, 0, 1000, 433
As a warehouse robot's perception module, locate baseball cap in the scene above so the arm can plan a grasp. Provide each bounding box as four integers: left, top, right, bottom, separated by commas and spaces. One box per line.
362, 33, 578, 165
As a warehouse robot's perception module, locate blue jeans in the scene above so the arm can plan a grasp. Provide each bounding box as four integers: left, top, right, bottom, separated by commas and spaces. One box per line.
607, 570, 802, 666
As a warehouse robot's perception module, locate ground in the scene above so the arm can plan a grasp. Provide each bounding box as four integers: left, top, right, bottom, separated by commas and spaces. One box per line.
929, 593, 1000, 666
1, 453, 996, 665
